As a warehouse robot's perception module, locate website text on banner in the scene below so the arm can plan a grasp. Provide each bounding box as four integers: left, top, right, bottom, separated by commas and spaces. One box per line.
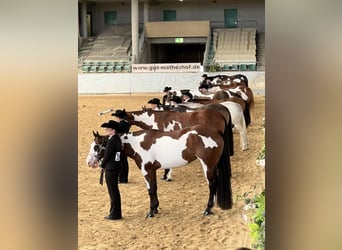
131, 63, 201, 73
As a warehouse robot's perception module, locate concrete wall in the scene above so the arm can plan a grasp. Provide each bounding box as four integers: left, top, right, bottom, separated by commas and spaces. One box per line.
145, 21, 210, 38
148, 0, 264, 32
87, 0, 265, 36
78, 71, 265, 94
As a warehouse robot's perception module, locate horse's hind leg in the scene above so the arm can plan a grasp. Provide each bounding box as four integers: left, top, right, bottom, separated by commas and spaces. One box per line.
204, 178, 217, 216
235, 113, 248, 151
144, 170, 159, 218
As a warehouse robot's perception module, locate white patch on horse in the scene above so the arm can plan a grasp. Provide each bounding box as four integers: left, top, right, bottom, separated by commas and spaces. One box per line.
143, 178, 150, 189
198, 135, 218, 149
197, 158, 209, 183
212, 77, 220, 85
164, 120, 183, 131
219, 101, 249, 150
229, 86, 248, 101
121, 131, 200, 171
233, 78, 241, 83
133, 112, 156, 128
86, 141, 97, 167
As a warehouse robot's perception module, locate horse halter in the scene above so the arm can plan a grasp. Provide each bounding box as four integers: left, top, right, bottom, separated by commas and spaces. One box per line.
93, 137, 107, 162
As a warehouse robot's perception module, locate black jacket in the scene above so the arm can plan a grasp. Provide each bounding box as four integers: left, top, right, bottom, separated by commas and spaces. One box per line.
118, 120, 131, 133
100, 135, 122, 171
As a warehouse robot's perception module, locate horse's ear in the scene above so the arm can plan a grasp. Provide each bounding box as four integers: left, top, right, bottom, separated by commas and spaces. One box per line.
93, 130, 97, 137
96, 131, 100, 136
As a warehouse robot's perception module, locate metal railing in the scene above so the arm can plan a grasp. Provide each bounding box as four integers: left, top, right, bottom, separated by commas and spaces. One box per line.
210, 20, 258, 29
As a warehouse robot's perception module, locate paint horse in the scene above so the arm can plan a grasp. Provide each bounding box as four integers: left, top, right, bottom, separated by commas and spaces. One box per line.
190, 95, 250, 127
179, 100, 249, 151
194, 84, 255, 127
89, 125, 233, 218
124, 107, 234, 180
211, 74, 249, 87
202, 74, 248, 87
216, 84, 255, 125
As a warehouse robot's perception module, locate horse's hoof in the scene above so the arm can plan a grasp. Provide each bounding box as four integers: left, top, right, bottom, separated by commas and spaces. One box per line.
146, 213, 154, 218
203, 210, 213, 216
154, 209, 159, 214
166, 178, 172, 182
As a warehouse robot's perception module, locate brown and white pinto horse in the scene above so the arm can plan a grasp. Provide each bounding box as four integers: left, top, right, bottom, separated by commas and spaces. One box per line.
179, 101, 249, 151
124, 108, 234, 180
203, 74, 248, 87
90, 126, 233, 218
125, 108, 234, 153
194, 84, 255, 126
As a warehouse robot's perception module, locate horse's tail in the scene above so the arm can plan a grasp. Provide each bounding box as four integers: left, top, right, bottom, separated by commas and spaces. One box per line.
244, 100, 251, 127
226, 111, 234, 157
216, 128, 233, 209
241, 74, 248, 87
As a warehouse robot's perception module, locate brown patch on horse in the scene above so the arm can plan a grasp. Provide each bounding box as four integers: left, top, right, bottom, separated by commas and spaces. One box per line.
213, 90, 229, 100
201, 103, 230, 125
181, 132, 198, 163
122, 140, 143, 168
139, 128, 191, 151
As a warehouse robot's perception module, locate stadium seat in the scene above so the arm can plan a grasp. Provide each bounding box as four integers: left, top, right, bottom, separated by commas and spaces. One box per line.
105, 65, 114, 72
248, 63, 256, 71
222, 64, 230, 71
239, 64, 247, 71
82, 62, 90, 73
97, 62, 106, 73
231, 64, 238, 71
114, 65, 122, 72
122, 64, 130, 72
89, 65, 97, 73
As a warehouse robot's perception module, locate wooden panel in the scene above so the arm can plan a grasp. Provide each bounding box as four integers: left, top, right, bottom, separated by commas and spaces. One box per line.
145, 21, 210, 38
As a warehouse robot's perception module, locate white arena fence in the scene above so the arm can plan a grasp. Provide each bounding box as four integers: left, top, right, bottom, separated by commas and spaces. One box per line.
78, 71, 265, 95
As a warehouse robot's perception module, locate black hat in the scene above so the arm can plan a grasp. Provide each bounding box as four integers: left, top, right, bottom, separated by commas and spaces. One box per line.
101, 120, 120, 130
170, 95, 182, 104
199, 83, 210, 90
111, 109, 127, 119
163, 86, 172, 92
180, 89, 190, 95
182, 91, 193, 99
148, 98, 162, 105
201, 74, 208, 77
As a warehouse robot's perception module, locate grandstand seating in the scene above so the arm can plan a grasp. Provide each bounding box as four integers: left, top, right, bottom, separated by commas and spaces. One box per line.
79, 26, 259, 73
204, 28, 257, 71
78, 26, 132, 73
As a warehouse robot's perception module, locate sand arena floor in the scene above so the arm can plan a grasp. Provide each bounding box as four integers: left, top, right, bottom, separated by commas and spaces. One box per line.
78, 93, 265, 250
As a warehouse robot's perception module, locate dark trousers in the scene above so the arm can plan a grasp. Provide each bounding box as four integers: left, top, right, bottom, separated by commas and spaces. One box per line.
119, 155, 129, 182
163, 169, 170, 179
105, 169, 122, 219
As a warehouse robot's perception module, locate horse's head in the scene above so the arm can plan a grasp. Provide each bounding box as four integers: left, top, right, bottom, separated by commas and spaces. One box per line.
86, 141, 97, 167
86, 131, 108, 167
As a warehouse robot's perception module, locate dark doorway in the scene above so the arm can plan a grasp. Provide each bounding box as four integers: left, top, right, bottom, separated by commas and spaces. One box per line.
151, 44, 205, 63
87, 12, 93, 36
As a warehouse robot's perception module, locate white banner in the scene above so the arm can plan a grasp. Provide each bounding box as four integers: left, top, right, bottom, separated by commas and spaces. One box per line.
131, 63, 201, 73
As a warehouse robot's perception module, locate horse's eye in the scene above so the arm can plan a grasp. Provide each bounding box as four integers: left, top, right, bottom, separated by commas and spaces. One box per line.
94, 145, 99, 151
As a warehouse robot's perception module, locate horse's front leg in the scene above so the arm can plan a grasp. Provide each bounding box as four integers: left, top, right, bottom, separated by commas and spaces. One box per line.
144, 169, 159, 218
204, 174, 217, 216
